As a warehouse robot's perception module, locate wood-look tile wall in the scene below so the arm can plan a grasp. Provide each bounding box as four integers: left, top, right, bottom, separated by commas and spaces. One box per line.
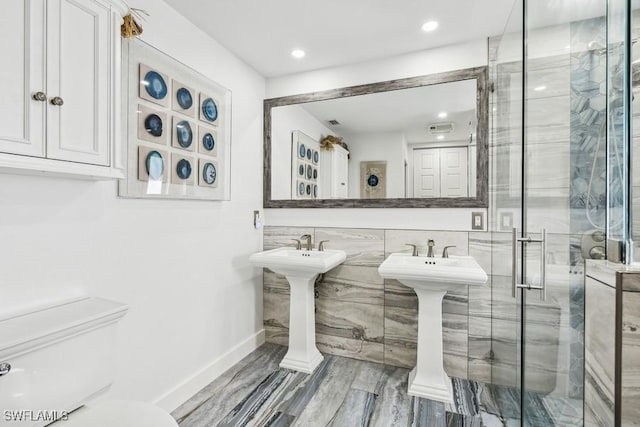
585, 261, 640, 427
262, 225, 492, 381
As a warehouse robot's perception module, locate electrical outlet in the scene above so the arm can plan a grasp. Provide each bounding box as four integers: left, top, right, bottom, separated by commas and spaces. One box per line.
472, 212, 484, 230
499, 212, 514, 231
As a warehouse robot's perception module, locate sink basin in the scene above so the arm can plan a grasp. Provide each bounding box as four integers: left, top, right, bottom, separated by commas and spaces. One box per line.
250, 247, 346, 374
378, 253, 488, 289
378, 253, 488, 404
249, 247, 346, 278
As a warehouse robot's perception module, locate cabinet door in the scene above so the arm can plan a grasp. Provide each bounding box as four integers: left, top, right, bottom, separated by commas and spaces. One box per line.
413, 148, 440, 198
440, 147, 468, 197
334, 148, 349, 198
46, 0, 111, 166
0, 0, 46, 157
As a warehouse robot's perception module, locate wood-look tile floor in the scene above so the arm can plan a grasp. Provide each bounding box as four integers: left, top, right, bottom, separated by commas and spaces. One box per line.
171, 343, 582, 427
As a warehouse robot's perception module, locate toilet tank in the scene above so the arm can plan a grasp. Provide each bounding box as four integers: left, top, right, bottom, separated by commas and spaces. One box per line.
0, 297, 128, 427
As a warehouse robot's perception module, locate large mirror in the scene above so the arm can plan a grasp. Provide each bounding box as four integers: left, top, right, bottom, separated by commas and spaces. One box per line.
264, 67, 488, 208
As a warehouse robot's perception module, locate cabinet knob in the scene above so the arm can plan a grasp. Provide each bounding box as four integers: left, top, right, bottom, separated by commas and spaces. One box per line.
32, 91, 47, 102
50, 96, 64, 106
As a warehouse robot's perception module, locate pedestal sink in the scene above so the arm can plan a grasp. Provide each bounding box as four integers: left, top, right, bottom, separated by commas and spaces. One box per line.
250, 247, 346, 374
378, 253, 488, 403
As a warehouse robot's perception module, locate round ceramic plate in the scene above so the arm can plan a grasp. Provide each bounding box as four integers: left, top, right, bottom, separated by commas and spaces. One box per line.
306, 165, 313, 179
313, 151, 319, 163
176, 159, 192, 179
176, 87, 193, 109
144, 71, 167, 100
145, 151, 164, 180
299, 144, 306, 158
368, 174, 379, 187
306, 184, 311, 195
306, 148, 312, 160
176, 121, 193, 148
298, 164, 304, 176
313, 169, 317, 179
203, 162, 217, 184
313, 185, 318, 198
144, 114, 163, 137
298, 182, 305, 195
202, 133, 215, 151
202, 98, 218, 122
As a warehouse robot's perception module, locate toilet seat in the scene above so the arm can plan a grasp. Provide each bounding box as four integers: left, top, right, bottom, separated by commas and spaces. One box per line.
59, 399, 178, 427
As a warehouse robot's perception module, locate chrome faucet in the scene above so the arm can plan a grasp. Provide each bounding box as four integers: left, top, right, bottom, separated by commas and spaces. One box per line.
318, 240, 329, 251
300, 234, 313, 251
441, 246, 456, 258
291, 239, 302, 250
405, 244, 419, 256
427, 240, 435, 257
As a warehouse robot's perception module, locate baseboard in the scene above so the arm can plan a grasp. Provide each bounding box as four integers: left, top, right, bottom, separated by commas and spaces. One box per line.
153, 329, 266, 412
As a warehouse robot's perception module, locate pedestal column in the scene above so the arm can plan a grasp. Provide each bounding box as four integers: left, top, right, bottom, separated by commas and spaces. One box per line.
407, 288, 453, 404
280, 275, 324, 374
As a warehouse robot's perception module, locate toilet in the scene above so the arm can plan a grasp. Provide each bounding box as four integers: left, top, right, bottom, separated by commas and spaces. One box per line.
0, 297, 177, 427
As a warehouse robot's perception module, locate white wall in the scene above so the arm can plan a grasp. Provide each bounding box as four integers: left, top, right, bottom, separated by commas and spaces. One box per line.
0, 0, 265, 411
265, 39, 488, 230
346, 132, 405, 198
271, 105, 337, 199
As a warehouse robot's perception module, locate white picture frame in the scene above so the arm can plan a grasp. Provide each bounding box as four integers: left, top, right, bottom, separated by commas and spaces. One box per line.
119, 39, 232, 201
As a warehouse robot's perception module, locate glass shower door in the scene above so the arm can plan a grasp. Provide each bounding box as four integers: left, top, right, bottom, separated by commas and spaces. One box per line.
517, 1, 603, 425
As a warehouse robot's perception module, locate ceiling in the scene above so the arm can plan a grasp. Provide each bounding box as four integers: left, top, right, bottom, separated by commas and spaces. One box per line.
163, 0, 516, 77
297, 79, 477, 143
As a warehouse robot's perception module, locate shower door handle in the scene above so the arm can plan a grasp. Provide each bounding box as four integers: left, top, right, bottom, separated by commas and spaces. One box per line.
512, 228, 547, 301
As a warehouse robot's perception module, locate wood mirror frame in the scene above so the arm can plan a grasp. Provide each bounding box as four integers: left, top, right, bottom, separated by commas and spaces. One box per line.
263, 66, 488, 208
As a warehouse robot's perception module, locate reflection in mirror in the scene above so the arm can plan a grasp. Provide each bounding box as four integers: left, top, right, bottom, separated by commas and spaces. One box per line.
264, 67, 488, 208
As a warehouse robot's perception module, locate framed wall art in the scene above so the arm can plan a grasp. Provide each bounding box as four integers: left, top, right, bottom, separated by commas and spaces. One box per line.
360, 161, 387, 199
290, 130, 319, 200
119, 39, 231, 201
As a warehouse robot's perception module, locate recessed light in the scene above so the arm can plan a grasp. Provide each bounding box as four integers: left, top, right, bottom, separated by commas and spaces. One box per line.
291, 49, 306, 59
533, 85, 547, 92
421, 21, 439, 32
438, 112, 448, 119
437, 135, 445, 140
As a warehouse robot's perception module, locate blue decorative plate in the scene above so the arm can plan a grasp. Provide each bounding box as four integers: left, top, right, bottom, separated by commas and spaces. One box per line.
313, 169, 318, 179
298, 164, 304, 176
306, 165, 312, 179
313, 151, 319, 163
313, 185, 318, 198
176, 87, 193, 109
367, 174, 379, 187
306, 148, 312, 160
145, 151, 164, 180
144, 114, 163, 137
299, 144, 306, 158
202, 132, 215, 151
306, 184, 311, 195
176, 121, 193, 148
202, 98, 218, 122
144, 71, 167, 100
176, 159, 192, 180
298, 182, 305, 195
203, 162, 217, 184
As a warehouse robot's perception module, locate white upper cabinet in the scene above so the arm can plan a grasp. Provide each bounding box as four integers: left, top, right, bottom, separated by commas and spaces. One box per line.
0, 0, 126, 179
320, 145, 349, 199
0, 0, 46, 157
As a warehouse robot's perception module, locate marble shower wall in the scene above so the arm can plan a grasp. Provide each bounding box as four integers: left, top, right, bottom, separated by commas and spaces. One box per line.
632, 10, 640, 262
262, 225, 492, 381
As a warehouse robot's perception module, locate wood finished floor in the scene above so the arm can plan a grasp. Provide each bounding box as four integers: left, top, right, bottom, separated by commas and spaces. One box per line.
171, 343, 582, 427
